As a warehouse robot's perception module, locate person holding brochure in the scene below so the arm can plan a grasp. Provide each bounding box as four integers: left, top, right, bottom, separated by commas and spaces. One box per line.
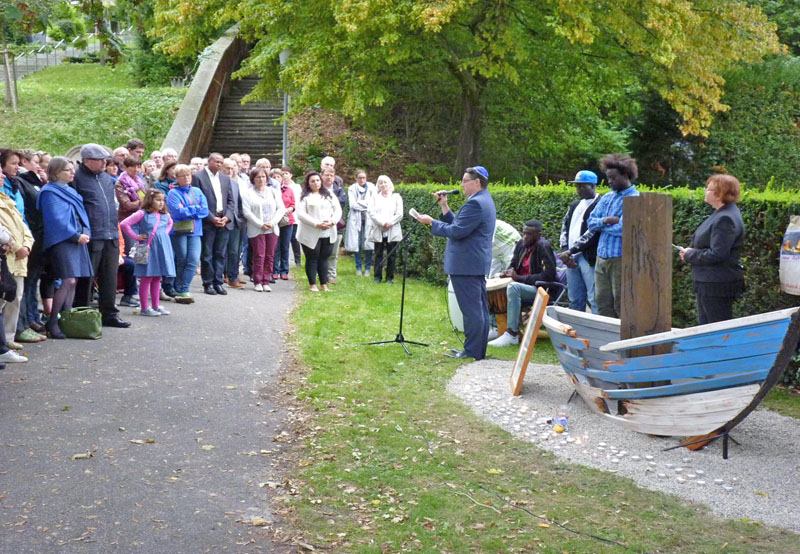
413, 166, 496, 360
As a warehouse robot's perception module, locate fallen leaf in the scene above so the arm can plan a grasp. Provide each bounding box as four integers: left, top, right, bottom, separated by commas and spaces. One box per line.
754, 491, 768, 497
145, 439, 156, 444
201, 445, 216, 451
129, 439, 145, 445
486, 468, 504, 474
61, 406, 71, 411
222, 385, 238, 390
71, 451, 93, 460
538, 523, 550, 528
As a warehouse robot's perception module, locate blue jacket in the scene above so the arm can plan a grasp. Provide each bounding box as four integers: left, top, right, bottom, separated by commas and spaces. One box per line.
37, 182, 91, 249
71, 162, 119, 241
431, 188, 496, 275
167, 185, 209, 237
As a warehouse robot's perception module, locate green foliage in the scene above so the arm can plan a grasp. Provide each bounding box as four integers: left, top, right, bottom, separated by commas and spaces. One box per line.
47, 18, 86, 42
0, 64, 185, 155
393, 182, 800, 329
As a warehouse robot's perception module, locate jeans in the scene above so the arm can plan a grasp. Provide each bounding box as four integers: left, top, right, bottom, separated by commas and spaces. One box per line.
303, 238, 335, 285
274, 226, 293, 275
353, 220, 372, 271
506, 281, 539, 333
224, 224, 243, 282
594, 256, 622, 318
201, 224, 229, 286
171, 234, 202, 293
566, 253, 597, 314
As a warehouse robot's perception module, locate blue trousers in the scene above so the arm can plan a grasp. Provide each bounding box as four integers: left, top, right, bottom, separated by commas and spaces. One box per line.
506, 281, 538, 333
274, 225, 293, 275
171, 234, 201, 293
566, 253, 597, 313
224, 224, 243, 282
450, 274, 489, 360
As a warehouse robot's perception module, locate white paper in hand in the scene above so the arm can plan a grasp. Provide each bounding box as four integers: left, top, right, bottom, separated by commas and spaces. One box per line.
409, 208, 421, 220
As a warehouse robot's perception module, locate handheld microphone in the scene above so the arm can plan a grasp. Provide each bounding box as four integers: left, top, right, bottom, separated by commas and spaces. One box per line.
434, 189, 460, 196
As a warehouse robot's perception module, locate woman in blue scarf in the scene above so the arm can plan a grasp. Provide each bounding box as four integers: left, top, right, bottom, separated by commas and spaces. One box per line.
37, 156, 93, 338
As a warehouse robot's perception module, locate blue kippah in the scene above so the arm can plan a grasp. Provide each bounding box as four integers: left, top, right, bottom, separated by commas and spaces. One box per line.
472, 166, 489, 180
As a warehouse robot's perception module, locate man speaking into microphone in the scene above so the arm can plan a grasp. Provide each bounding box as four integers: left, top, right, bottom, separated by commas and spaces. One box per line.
414, 166, 496, 360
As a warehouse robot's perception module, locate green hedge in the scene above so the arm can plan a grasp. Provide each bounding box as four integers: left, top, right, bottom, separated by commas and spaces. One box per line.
393, 182, 800, 331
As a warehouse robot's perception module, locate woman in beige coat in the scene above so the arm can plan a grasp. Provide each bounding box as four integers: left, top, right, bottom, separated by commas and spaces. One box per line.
295, 171, 342, 292
0, 188, 34, 349
368, 175, 403, 284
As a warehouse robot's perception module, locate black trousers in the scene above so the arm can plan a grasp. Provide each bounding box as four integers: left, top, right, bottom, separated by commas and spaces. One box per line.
373, 238, 397, 282
696, 292, 735, 325
201, 224, 230, 286
290, 224, 301, 265
301, 238, 334, 285
75, 238, 120, 319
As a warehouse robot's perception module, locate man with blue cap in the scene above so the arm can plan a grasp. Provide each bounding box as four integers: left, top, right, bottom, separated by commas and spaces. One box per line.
557, 170, 601, 313
415, 166, 496, 359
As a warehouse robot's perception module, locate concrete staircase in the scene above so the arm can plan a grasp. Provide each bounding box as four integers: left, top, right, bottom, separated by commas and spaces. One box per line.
208, 76, 284, 161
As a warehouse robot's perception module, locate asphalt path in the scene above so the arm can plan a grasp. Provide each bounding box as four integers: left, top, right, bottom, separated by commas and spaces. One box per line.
0, 277, 295, 553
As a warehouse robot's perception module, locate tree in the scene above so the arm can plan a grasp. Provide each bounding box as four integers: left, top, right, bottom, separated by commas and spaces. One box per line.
0, 1, 50, 111
152, 0, 780, 177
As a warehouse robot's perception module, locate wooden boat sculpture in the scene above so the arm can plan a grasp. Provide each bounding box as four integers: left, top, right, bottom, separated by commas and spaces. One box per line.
540, 305, 800, 449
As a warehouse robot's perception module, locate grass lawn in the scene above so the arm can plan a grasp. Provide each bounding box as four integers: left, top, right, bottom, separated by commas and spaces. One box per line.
0, 63, 185, 155
763, 388, 800, 419
286, 258, 799, 552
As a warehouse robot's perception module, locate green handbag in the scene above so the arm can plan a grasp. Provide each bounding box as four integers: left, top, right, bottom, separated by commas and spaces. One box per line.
59, 307, 103, 340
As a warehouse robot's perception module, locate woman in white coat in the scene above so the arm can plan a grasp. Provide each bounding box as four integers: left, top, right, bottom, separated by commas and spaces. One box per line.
344, 170, 375, 277
242, 167, 286, 292
368, 175, 403, 284
295, 171, 342, 292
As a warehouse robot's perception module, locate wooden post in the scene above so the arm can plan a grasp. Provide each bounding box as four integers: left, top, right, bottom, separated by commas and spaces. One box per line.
620, 193, 673, 362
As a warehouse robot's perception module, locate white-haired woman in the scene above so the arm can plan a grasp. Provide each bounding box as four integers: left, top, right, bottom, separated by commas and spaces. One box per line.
367, 175, 403, 284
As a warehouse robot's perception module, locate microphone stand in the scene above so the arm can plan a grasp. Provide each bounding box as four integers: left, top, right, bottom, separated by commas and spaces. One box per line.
362, 197, 444, 355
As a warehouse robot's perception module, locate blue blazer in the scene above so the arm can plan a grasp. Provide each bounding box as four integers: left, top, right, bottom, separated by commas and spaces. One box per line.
38, 182, 91, 249
430, 188, 496, 275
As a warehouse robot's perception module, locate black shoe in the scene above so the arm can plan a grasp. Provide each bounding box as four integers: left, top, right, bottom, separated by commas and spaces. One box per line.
119, 295, 138, 307
374, 278, 381, 284
213, 284, 227, 295
444, 350, 473, 359
204, 285, 217, 295
163, 287, 177, 298
102, 316, 131, 328
0, 362, 6, 370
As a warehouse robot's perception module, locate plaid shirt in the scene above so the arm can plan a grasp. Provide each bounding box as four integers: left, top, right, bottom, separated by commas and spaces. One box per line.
586, 185, 639, 258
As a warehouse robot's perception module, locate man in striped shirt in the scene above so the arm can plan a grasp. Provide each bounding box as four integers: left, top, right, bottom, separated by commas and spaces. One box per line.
586, 154, 639, 318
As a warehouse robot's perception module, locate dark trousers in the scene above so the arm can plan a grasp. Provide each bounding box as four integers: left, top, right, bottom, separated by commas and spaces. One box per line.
373, 238, 397, 282
450, 274, 490, 360
274, 225, 293, 275
302, 238, 334, 285
75, 238, 120, 319
224, 224, 243, 282
290, 224, 301, 265
696, 292, 735, 325
201, 224, 229, 286
119, 257, 137, 296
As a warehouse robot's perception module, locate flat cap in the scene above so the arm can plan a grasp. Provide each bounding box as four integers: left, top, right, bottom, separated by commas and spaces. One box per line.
80, 143, 111, 160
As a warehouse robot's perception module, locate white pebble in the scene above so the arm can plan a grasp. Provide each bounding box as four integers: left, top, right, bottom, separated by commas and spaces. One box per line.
675, 468, 684, 474
687, 474, 697, 479
676, 477, 686, 484
645, 455, 654, 461
658, 473, 668, 479
648, 461, 657, 467
599, 442, 607, 447
697, 480, 706, 485
611, 458, 620, 463
631, 455, 641, 461
723, 485, 734, 492
665, 463, 675, 469
714, 479, 724, 485
567, 437, 575, 443
696, 469, 705, 475
682, 457, 691, 464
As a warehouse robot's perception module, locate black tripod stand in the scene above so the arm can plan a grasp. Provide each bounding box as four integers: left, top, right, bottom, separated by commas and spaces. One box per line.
362, 233, 429, 355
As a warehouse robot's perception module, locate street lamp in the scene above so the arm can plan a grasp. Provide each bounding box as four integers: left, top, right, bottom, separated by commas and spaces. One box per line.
279, 49, 292, 167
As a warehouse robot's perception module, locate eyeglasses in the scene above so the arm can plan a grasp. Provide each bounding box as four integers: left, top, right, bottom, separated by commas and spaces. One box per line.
461, 177, 477, 184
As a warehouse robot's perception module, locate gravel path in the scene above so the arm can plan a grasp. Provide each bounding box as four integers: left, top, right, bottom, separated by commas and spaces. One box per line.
448, 359, 800, 533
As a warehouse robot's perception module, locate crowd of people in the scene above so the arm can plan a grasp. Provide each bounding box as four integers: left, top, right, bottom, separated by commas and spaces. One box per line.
0, 139, 412, 369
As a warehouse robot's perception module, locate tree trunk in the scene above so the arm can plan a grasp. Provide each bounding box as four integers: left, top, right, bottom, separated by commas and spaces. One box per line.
1, 31, 18, 112
453, 90, 483, 177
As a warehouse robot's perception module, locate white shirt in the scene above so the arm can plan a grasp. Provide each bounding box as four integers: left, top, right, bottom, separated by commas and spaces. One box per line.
568, 195, 598, 248
206, 168, 223, 213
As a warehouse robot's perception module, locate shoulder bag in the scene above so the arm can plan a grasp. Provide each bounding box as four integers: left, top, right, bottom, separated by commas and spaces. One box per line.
173, 189, 196, 235
130, 212, 162, 264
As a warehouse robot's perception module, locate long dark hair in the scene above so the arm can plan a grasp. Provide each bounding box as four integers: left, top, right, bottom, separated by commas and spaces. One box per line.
159, 160, 177, 182
141, 189, 168, 214
301, 171, 328, 200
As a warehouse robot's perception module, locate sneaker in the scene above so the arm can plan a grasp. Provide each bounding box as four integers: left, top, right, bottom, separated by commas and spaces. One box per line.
364, 270, 370, 278
487, 327, 499, 341
356, 269, 362, 276
263, 284, 272, 292
163, 288, 177, 299
16, 328, 46, 343
7, 341, 23, 350
488, 331, 519, 347
280, 274, 288, 280
175, 293, 195, 305
0, 350, 27, 363
254, 284, 263, 292
139, 308, 161, 317
156, 306, 170, 315
119, 295, 139, 307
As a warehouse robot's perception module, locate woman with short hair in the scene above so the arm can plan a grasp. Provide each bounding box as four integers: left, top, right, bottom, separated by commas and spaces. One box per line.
368, 175, 403, 284
242, 167, 286, 291
679, 174, 745, 324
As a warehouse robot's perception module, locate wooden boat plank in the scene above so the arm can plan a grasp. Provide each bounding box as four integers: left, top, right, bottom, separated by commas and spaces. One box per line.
603, 413, 730, 436
605, 339, 781, 371
673, 322, 788, 351
602, 352, 777, 383
602, 371, 767, 399
624, 392, 754, 415
543, 327, 591, 351
617, 408, 743, 427
541, 312, 576, 337
599, 307, 798, 352
570, 378, 610, 414
619, 384, 760, 407
551, 306, 622, 333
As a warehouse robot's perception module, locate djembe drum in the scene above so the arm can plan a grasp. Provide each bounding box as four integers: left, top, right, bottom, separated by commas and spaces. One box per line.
486, 277, 512, 335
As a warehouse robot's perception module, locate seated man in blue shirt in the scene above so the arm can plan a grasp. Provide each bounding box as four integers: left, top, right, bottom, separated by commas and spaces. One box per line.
586, 154, 639, 318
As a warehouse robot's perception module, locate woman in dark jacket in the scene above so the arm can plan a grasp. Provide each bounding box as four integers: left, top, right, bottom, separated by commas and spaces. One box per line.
679, 174, 745, 324
37, 156, 93, 338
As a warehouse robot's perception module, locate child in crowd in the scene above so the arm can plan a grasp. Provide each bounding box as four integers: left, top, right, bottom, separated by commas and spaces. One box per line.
120, 190, 176, 316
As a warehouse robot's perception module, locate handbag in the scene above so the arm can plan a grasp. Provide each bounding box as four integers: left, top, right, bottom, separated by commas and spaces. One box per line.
279, 213, 291, 227
59, 307, 102, 340
130, 213, 161, 264
173, 189, 196, 235
0, 254, 16, 302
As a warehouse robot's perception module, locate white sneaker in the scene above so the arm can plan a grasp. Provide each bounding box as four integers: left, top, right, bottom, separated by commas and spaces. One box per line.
356, 269, 362, 276
488, 332, 519, 347
263, 284, 272, 292
254, 284, 263, 292
364, 270, 370, 278
487, 327, 499, 341
156, 306, 170, 315
0, 350, 27, 363
139, 308, 161, 317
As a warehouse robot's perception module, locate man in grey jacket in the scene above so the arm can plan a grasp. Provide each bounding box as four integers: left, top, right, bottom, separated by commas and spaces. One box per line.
72, 143, 130, 328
